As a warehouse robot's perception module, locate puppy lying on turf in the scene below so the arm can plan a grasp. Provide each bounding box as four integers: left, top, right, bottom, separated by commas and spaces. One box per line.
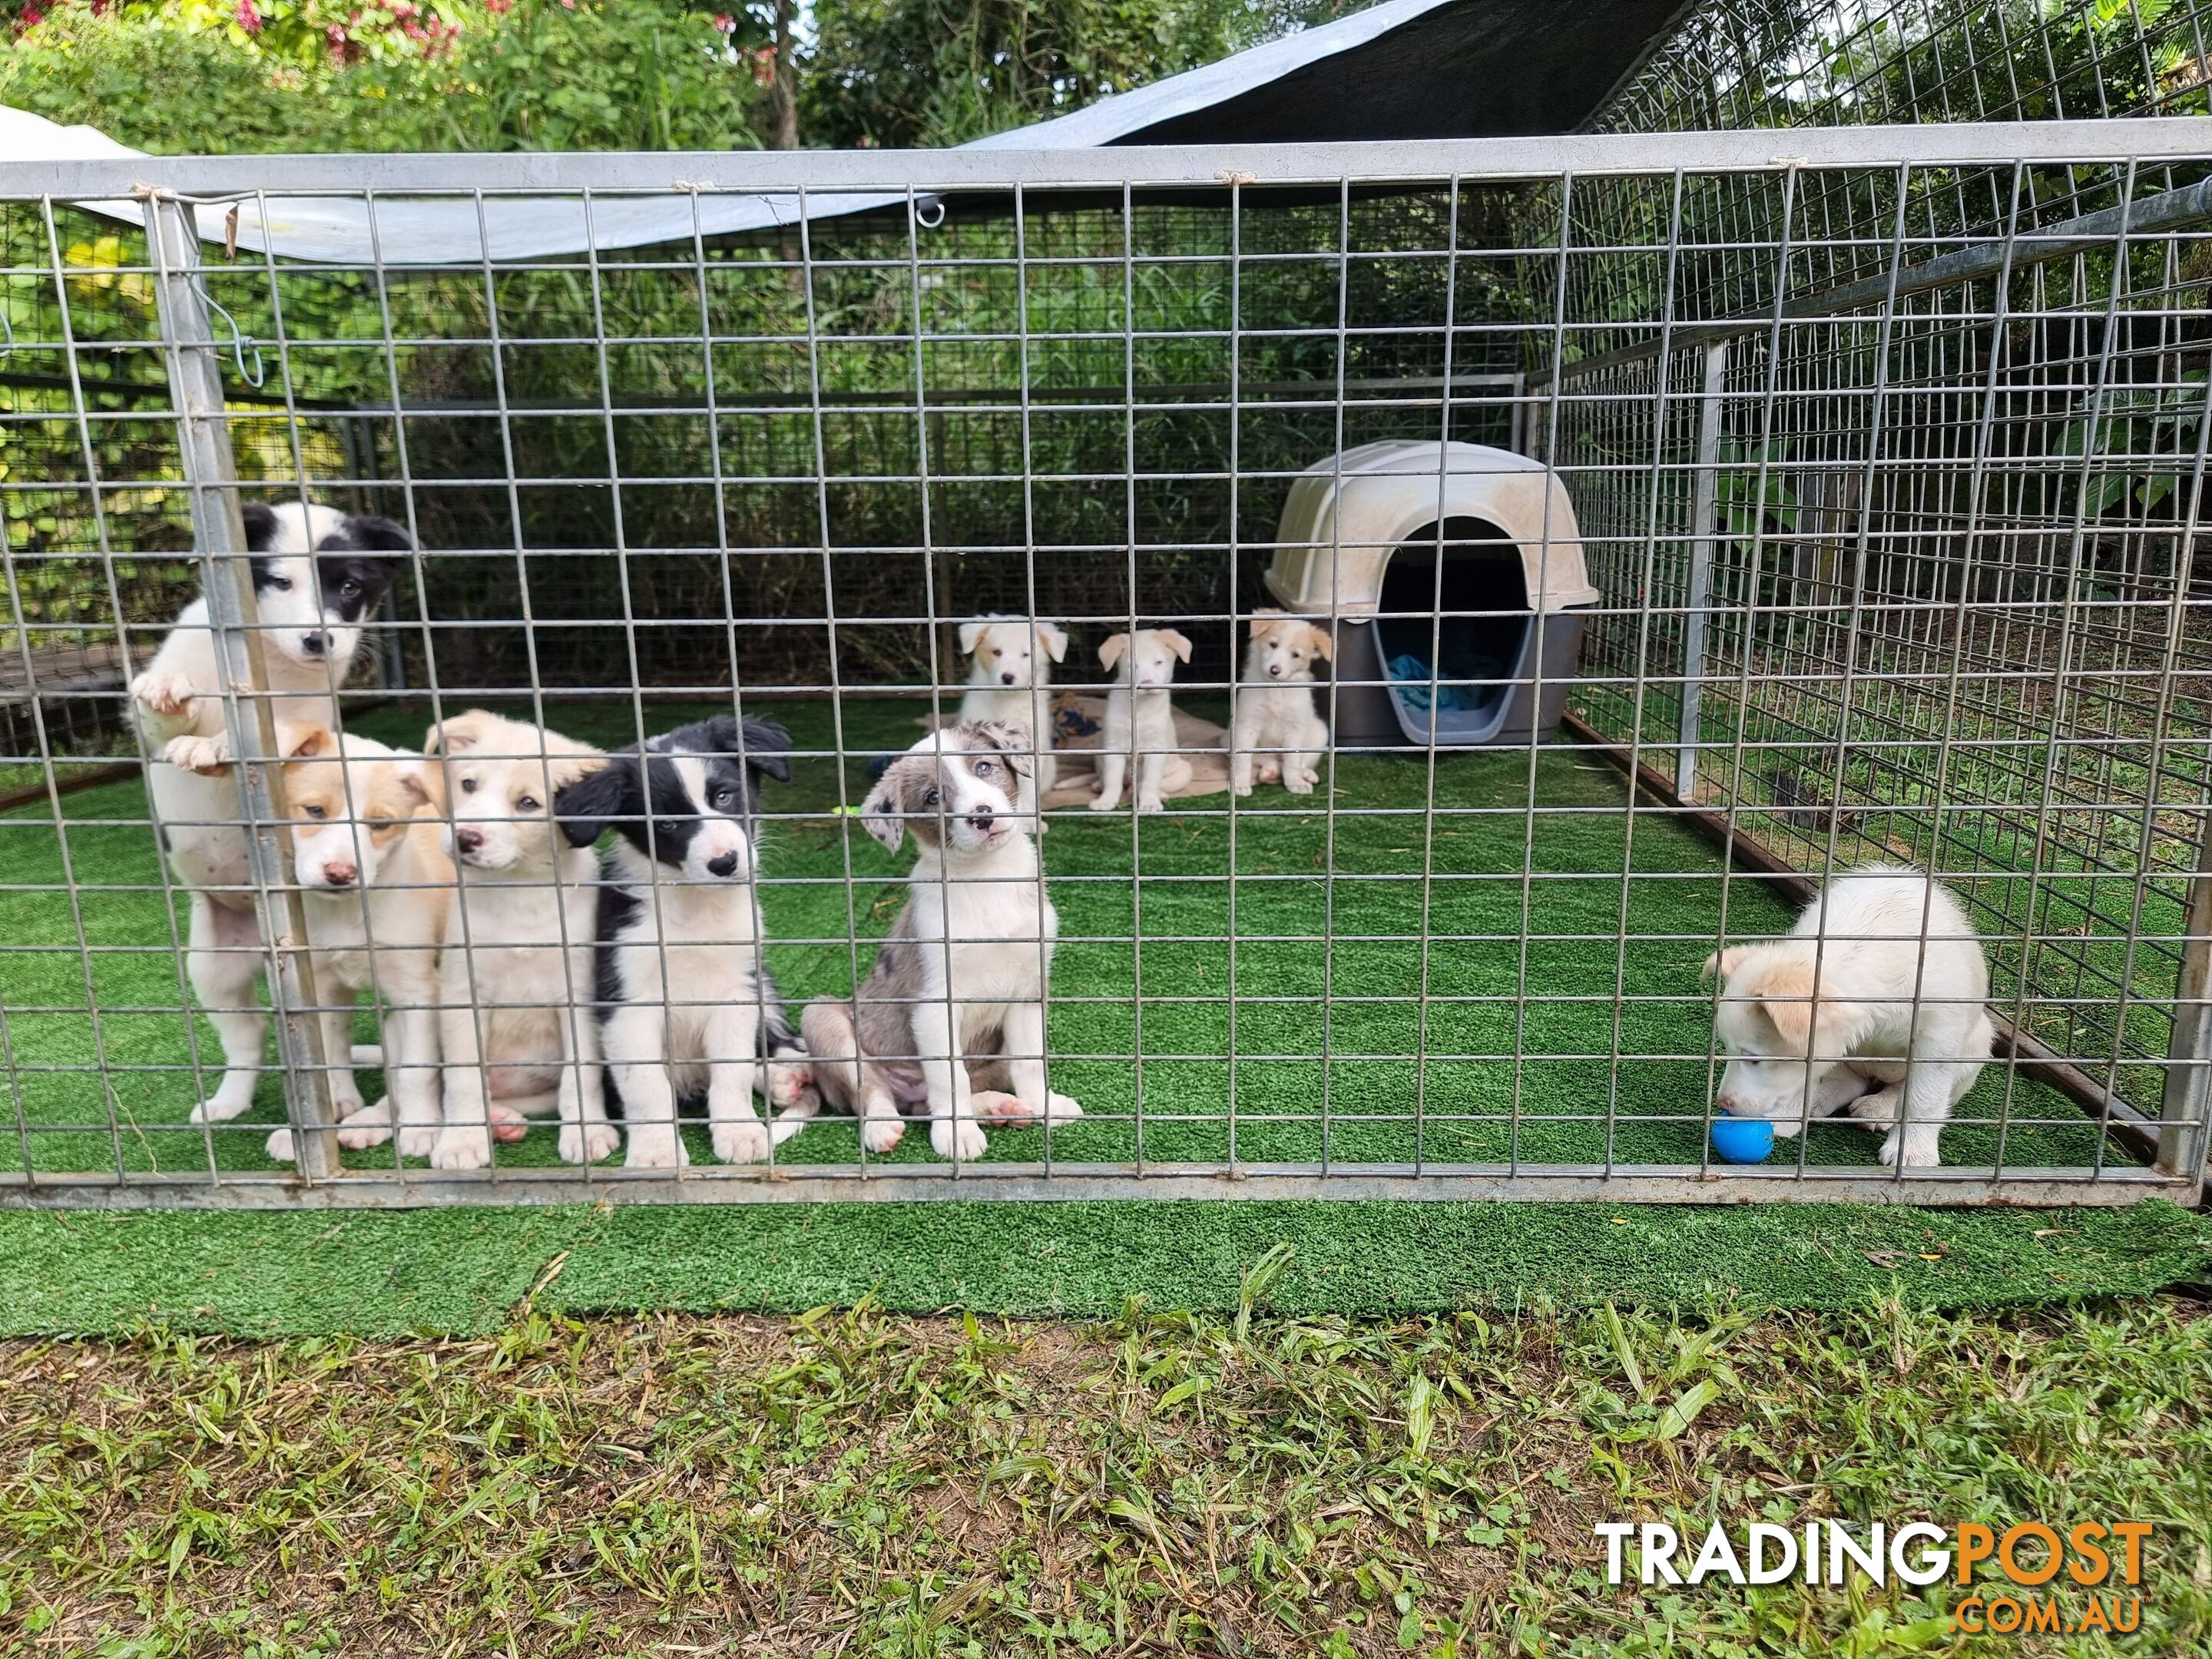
802, 720, 1082, 1161
1705, 863, 1992, 1169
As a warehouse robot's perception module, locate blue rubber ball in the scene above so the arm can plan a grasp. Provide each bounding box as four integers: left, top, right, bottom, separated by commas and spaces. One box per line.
1710, 1117, 1777, 1164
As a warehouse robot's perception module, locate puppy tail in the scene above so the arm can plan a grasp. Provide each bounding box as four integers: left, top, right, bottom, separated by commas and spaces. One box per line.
799, 999, 865, 1120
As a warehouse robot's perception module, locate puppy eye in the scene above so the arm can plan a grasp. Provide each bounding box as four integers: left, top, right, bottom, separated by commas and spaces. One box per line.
267, 576, 293, 592
973, 759, 993, 776
459, 777, 478, 794
516, 795, 540, 813
340, 578, 362, 598
924, 789, 941, 807
711, 786, 737, 810
302, 804, 326, 820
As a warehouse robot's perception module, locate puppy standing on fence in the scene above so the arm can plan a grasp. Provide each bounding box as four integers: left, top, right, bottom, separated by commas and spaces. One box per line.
1704, 863, 1993, 1170
957, 615, 1068, 820
1231, 609, 1333, 797
802, 720, 1083, 1161
1089, 628, 1192, 814
134, 501, 410, 1125
419, 710, 614, 1171
553, 714, 816, 1169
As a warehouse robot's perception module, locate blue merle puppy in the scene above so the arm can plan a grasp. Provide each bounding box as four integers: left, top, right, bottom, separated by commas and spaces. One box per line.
554, 714, 815, 1167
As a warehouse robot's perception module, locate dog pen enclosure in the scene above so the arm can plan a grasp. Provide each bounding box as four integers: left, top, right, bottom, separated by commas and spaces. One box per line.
3, 23, 2211, 1209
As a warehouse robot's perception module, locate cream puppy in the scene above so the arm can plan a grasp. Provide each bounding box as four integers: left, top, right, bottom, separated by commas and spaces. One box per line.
1706, 863, 1993, 1170
1089, 628, 1192, 814
420, 710, 612, 1171
1230, 611, 1332, 796
957, 614, 1068, 817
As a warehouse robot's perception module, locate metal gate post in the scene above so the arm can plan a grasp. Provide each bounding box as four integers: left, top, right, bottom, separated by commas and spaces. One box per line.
146, 194, 345, 1182
2157, 810, 2212, 1187
1676, 340, 1727, 799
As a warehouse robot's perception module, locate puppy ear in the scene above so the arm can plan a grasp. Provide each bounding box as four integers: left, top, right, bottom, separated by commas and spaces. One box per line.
964, 718, 1034, 779
860, 782, 908, 853
552, 760, 629, 848
959, 621, 988, 655
276, 721, 331, 760
740, 716, 793, 783
423, 709, 498, 756
241, 502, 280, 553
1249, 608, 1282, 637
1305, 623, 1334, 663
343, 515, 414, 554
1161, 628, 1194, 664
1701, 945, 1747, 985
1744, 959, 1867, 1056
396, 769, 435, 813
1036, 621, 1068, 664
1098, 633, 1130, 672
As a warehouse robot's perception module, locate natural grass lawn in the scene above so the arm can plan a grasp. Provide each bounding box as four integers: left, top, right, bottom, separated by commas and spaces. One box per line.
5, 1293, 2208, 1656
0, 697, 2132, 1178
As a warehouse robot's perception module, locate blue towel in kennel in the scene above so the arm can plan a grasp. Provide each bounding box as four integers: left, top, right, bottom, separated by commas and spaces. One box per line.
1386, 648, 1506, 715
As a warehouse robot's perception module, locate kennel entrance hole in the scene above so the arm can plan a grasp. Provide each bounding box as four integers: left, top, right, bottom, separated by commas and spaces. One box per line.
1330, 515, 1583, 748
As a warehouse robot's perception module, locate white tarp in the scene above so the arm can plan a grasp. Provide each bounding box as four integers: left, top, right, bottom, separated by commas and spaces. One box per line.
0, 0, 1452, 266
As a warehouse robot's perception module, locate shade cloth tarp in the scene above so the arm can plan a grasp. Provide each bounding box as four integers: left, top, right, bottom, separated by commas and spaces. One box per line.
0, 0, 1690, 265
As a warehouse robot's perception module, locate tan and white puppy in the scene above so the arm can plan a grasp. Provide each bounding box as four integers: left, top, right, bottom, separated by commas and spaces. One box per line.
420, 710, 612, 1171
801, 721, 1082, 1162
138, 502, 409, 1126
165, 722, 451, 1161
1089, 628, 1192, 814
956, 614, 1068, 818
1230, 611, 1332, 796
1705, 863, 1993, 1170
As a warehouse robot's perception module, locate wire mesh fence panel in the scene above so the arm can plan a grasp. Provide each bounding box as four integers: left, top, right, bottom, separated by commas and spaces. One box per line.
0, 127, 2205, 1207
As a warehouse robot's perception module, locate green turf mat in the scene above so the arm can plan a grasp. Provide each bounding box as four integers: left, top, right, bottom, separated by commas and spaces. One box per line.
0, 1199, 2204, 1336
0, 697, 2141, 1179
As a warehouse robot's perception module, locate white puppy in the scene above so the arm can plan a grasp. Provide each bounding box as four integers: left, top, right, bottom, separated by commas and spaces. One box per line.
161, 726, 455, 1164
802, 720, 1082, 1162
1706, 863, 1993, 1170
956, 614, 1068, 817
420, 710, 613, 1171
135, 501, 409, 1125
1089, 628, 1192, 814
1230, 611, 1332, 796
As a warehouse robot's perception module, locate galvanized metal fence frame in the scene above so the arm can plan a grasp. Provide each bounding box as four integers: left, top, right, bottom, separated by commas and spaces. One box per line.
0, 121, 2207, 1207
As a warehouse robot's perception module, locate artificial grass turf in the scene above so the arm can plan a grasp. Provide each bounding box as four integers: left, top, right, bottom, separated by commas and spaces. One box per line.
0, 695, 2128, 1179
0, 1199, 2206, 1336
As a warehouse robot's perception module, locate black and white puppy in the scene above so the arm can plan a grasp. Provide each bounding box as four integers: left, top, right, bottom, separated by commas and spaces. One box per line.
555, 714, 816, 1168
133, 501, 410, 1126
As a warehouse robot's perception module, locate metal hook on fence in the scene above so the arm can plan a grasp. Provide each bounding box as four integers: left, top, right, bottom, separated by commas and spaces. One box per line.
912, 195, 946, 231
196, 281, 266, 389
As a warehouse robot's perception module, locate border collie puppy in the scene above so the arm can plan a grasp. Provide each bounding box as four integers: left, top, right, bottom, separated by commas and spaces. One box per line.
1230, 610, 1333, 797
555, 715, 816, 1168
957, 614, 1068, 820
1090, 628, 1193, 814
801, 720, 1083, 1162
1706, 863, 1993, 1169
421, 710, 611, 1170
135, 501, 409, 1125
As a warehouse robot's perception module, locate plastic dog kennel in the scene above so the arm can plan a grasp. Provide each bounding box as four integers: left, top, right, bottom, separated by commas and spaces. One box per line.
1263, 441, 1598, 747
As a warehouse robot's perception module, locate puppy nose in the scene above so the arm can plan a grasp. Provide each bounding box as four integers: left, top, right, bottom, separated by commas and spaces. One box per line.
1000, 671, 1017, 685
706, 850, 739, 878
455, 827, 483, 854
1267, 663, 1283, 677
969, 806, 995, 831
300, 631, 329, 657
322, 862, 356, 888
